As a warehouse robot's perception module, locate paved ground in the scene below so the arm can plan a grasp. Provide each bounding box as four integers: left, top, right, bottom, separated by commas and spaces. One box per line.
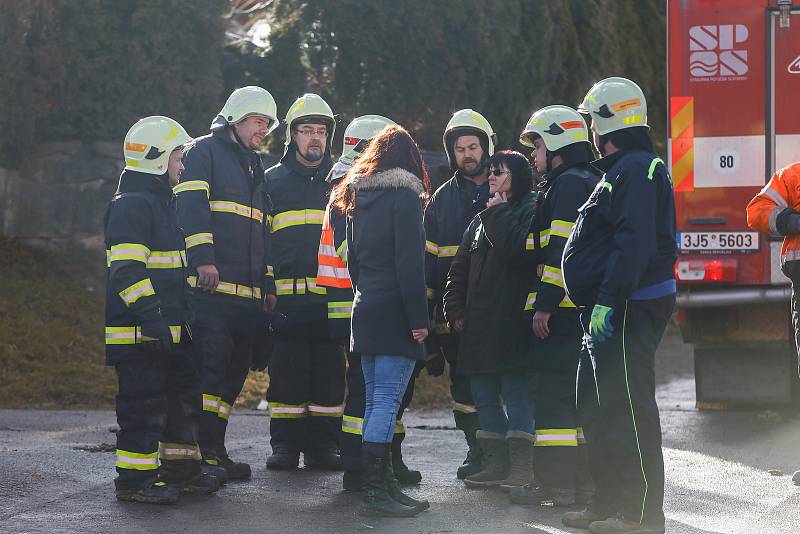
2, 327, 800, 534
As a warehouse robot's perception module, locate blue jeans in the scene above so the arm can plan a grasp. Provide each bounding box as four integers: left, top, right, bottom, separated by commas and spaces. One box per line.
361, 354, 417, 443
470, 372, 534, 434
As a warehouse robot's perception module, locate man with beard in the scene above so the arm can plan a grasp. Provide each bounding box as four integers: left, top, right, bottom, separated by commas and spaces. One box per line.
264, 93, 346, 471
176, 86, 280, 481
423, 109, 496, 479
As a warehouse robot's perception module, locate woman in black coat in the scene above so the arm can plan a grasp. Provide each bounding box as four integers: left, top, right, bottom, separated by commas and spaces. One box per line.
333, 125, 430, 518
443, 150, 537, 490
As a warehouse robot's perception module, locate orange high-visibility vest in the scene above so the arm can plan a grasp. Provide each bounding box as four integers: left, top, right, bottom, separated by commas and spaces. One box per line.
747, 162, 800, 265
316, 204, 352, 288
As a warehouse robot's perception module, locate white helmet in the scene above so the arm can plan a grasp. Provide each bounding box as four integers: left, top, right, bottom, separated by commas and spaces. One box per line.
284, 93, 336, 152
123, 116, 192, 175
577, 77, 648, 135
340, 115, 396, 164
218, 86, 280, 133
519, 105, 590, 152
442, 109, 496, 169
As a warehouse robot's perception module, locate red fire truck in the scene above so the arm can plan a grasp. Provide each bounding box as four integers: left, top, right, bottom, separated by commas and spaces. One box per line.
669, 0, 800, 406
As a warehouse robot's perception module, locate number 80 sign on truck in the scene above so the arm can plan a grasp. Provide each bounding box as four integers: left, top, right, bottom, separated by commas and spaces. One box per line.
670, 0, 800, 407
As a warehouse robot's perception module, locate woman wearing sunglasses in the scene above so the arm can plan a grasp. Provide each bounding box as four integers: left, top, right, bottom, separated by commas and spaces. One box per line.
443, 150, 537, 490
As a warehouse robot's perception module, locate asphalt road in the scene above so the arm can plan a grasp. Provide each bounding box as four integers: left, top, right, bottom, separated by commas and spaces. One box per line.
2, 328, 800, 534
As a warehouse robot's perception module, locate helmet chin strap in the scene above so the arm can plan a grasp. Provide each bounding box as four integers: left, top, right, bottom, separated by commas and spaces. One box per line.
229, 123, 251, 151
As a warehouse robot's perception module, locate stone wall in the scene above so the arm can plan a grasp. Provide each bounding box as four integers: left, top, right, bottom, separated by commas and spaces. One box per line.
0, 142, 122, 251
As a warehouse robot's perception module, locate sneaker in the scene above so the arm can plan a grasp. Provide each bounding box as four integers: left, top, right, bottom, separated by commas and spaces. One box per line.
266, 447, 300, 470
115, 481, 179, 505
588, 516, 665, 534
304, 449, 343, 471
562, 508, 610, 529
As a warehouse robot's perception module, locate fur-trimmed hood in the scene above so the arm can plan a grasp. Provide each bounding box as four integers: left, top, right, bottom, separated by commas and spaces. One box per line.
348, 167, 425, 196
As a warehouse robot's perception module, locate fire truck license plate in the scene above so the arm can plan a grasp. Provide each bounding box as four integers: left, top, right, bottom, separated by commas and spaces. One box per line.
678, 232, 759, 252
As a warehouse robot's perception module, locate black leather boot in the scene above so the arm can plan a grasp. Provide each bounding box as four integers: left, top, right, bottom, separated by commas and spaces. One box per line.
359, 442, 419, 518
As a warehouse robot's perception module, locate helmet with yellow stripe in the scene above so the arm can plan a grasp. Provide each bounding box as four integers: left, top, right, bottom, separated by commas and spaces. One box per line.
340, 115, 396, 165
442, 109, 497, 170
218, 86, 280, 133
519, 105, 590, 152
284, 93, 336, 150
577, 77, 648, 135
123, 116, 192, 175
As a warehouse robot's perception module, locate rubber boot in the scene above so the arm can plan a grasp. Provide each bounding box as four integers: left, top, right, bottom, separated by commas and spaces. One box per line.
562, 508, 611, 529
456, 424, 482, 480
266, 446, 300, 470
386, 451, 429, 512
463, 431, 509, 488
359, 442, 419, 518
588, 516, 665, 534
510, 484, 576, 506
499, 431, 535, 490
115, 480, 180, 505
392, 434, 422, 485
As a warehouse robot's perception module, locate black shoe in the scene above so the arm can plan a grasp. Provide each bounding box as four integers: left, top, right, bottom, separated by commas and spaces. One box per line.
205, 454, 251, 480
304, 449, 343, 471
456, 434, 482, 480
343, 471, 363, 492
266, 447, 299, 470
115, 481, 179, 505
178, 472, 221, 494
392, 458, 422, 486
385, 453, 429, 512
359, 442, 419, 518
201, 463, 228, 486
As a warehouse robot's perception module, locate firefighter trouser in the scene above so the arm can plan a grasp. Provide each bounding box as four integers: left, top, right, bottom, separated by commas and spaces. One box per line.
191, 301, 258, 459
577, 295, 674, 526
791, 285, 800, 377
341, 350, 418, 475
440, 336, 480, 436
114, 347, 201, 490
532, 334, 592, 494
266, 335, 346, 454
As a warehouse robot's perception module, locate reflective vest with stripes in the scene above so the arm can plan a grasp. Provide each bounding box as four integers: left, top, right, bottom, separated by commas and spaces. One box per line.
176, 123, 273, 307
747, 162, 800, 275
104, 170, 188, 364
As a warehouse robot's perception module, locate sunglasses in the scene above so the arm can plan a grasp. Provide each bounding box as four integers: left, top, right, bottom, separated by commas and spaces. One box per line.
489, 169, 511, 177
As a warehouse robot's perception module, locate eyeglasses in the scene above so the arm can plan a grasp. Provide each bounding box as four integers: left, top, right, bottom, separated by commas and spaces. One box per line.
296, 128, 328, 138
489, 169, 511, 177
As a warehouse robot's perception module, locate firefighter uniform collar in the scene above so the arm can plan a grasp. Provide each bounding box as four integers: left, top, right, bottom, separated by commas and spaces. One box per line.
116, 170, 173, 201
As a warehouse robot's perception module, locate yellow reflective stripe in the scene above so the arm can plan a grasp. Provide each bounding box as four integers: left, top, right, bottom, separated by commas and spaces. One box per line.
116, 449, 158, 470
271, 209, 325, 232
119, 278, 155, 306
265, 265, 274, 277
395, 419, 405, 435
453, 402, 477, 414
426, 287, 435, 299
549, 219, 575, 239
425, 240, 439, 256
209, 200, 263, 223
439, 245, 459, 258
541, 266, 564, 288
577, 426, 586, 444
306, 277, 327, 295
173, 180, 210, 197
308, 404, 344, 417
218, 400, 232, 421
560, 294, 576, 308
105, 325, 181, 345
342, 415, 364, 435
337, 239, 348, 263
539, 229, 550, 248
159, 442, 201, 460
600, 181, 612, 192
328, 301, 353, 319
523, 291, 574, 311
186, 276, 261, 300
268, 402, 308, 419
274, 278, 327, 296
185, 232, 213, 249
433, 322, 450, 335
535, 428, 578, 447
275, 279, 294, 295
108, 243, 151, 265
526, 233, 535, 250
147, 250, 185, 269
202, 394, 220, 413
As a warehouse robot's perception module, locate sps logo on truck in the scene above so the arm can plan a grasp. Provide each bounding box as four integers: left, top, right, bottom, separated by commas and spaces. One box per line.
689, 24, 749, 81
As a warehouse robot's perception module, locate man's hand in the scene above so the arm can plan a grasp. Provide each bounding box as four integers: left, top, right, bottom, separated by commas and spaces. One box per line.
589, 305, 614, 343
196, 264, 219, 292
263, 293, 277, 312
412, 328, 429, 343
532, 310, 551, 339
486, 191, 509, 208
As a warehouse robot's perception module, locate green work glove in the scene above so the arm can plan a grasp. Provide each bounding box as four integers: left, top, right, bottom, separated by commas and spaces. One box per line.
589, 304, 614, 343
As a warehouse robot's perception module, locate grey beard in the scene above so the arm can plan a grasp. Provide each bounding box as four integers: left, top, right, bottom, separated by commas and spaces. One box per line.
302, 147, 324, 162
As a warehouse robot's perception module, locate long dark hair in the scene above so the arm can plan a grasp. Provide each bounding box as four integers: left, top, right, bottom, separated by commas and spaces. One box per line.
333, 125, 430, 212
487, 150, 533, 200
